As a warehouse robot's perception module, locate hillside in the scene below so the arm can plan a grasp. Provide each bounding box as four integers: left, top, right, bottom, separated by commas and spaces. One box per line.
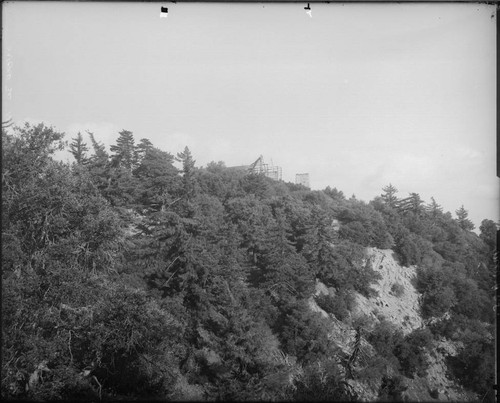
310, 247, 478, 402
354, 248, 422, 335
2, 123, 496, 402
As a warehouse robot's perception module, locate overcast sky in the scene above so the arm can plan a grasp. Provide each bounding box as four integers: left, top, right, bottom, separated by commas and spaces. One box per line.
3, 1, 498, 228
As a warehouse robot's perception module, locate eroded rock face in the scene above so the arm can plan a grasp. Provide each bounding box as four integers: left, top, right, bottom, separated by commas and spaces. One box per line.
307, 279, 330, 319
423, 339, 472, 402
309, 247, 476, 402
353, 247, 423, 335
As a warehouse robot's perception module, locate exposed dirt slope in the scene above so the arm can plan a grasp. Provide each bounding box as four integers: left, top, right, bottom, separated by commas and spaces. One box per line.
308, 247, 476, 402
353, 247, 422, 334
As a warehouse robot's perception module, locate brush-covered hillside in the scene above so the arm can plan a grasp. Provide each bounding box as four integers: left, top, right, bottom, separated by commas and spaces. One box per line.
2, 123, 496, 402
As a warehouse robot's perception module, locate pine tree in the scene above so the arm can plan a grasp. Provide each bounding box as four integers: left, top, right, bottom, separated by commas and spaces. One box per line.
133, 145, 179, 210
395, 193, 424, 215
86, 131, 111, 197
135, 138, 154, 165
455, 205, 475, 231
176, 146, 197, 198
110, 130, 137, 172
69, 132, 89, 164
408, 193, 424, 215
87, 131, 108, 161
381, 184, 398, 208
257, 207, 315, 301
425, 197, 443, 218
479, 219, 497, 251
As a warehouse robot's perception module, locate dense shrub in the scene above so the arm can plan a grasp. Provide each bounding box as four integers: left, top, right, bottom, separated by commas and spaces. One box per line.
390, 282, 405, 297
315, 290, 356, 321
446, 329, 495, 403
366, 320, 404, 371
378, 375, 407, 402
2, 266, 185, 400
367, 322, 432, 379
395, 230, 434, 267
428, 316, 495, 402
394, 328, 433, 378
293, 359, 358, 401
275, 300, 332, 365
317, 241, 380, 298
416, 266, 457, 318
337, 201, 393, 249
2, 123, 495, 401
339, 221, 371, 246
449, 274, 493, 322
429, 388, 439, 399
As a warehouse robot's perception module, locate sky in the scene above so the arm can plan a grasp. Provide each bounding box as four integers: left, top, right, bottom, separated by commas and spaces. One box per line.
2, 1, 498, 228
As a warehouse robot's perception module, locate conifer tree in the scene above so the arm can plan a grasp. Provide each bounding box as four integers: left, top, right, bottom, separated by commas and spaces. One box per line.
479, 219, 497, 251
135, 138, 154, 165
256, 206, 315, 301
408, 192, 424, 215
133, 145, 179, 210
177, 146, 195, 175
69, 132, 89, 164
426, 197, 443, 218
396, 193, 424, 215
110, 130, 137, 172
85, 131, 111, 198
87, 130, 108, 161
455, 205, 475, 231
176, 146, 197, 199
381, 184, 398, 207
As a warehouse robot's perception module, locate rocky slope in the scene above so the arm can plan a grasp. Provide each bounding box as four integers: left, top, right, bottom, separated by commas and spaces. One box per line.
308, 247, 476, 402
353, 248, 423, 335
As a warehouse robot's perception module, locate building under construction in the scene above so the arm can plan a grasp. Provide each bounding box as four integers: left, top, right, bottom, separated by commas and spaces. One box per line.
228, 155, 282, 181
248, 155, 282, 181
295, 173, 310, 189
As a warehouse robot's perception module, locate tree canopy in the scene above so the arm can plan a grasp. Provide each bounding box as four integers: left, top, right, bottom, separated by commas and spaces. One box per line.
2, 122, 495, 402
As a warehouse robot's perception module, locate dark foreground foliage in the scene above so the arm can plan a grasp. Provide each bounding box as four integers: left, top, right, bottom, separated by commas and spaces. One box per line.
2, 124, 495, 401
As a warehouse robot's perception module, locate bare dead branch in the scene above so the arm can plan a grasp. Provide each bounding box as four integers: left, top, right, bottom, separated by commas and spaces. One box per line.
68, 330, 74, 365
